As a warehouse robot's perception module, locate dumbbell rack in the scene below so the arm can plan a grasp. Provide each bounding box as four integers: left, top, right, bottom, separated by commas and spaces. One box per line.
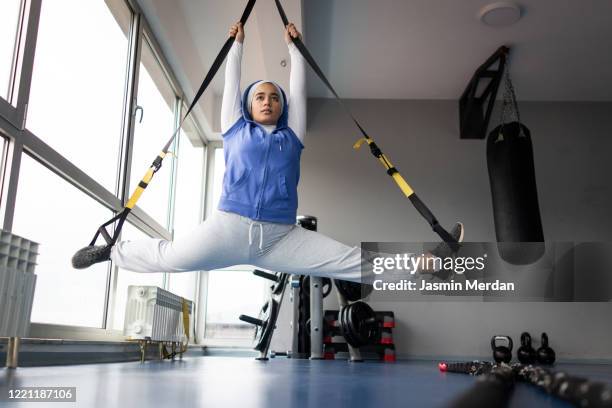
323, 306, 397, 362
240, 215, 392, 362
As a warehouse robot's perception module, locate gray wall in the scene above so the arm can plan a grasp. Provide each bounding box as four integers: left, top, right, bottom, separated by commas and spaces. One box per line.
271, 98, 612, 361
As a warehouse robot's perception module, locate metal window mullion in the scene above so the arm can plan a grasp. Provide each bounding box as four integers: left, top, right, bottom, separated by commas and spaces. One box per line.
0, 99, 20, 128
105, 7, 142, 331
192, 142, 208, 344
167, 97, 181, 235
163, 97, 182, 290
0, 0, 41, 128
116, 12, 142, 211
13, 0, 42, 129
0, 135, 23, 231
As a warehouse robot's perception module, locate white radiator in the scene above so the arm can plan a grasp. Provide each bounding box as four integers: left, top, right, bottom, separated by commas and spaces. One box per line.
123, 286, 193, 343
0, 230, 38, 338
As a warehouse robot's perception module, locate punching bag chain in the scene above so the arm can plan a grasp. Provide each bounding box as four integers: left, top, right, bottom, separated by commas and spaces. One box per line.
499, 61, 524, 138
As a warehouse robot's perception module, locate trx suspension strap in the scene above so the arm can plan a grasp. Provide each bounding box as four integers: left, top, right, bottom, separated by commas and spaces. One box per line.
85, 0, 256, 248
274, 0, 459, 249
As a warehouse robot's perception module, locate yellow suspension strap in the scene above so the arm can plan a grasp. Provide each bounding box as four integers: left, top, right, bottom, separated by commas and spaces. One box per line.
82, 0, 257, 249
353, 138, 413, 197
274, 0, 459, 249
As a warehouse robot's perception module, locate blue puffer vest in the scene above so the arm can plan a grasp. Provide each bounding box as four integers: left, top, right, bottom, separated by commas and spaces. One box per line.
218, 81, 304, 224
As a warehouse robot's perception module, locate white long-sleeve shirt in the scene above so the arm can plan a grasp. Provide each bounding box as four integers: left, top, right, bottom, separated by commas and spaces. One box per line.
221, 41, 306, 143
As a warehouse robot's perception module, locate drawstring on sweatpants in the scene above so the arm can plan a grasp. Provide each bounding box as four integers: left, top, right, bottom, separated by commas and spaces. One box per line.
248, 222, 264, 250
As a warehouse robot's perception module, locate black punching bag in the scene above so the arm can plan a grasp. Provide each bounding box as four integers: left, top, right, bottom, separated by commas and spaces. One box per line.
487, 121, 545, 264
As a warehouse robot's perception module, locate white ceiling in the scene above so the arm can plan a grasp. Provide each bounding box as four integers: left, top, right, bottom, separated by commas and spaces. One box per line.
136, 0, 612, 140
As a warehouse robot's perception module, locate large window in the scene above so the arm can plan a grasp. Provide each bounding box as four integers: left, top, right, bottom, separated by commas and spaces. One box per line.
205, 270, 270, 340
167, 124, 204, 302
26, 0, 131, 192
0, 0, 22, 102
0, 0, 208, 341
204, 147, 268, 341
12, 154, 111, 327
129, 37, 176, 226
172, 122, 204, 236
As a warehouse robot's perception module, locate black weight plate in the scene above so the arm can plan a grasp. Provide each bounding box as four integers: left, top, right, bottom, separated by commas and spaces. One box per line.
349, 301, 377, 346
353, 306, 371, 346
254, 298, 279, 351
339, 305, 353, 346
344, 304, 362, 347
338, 304, 346, 339
345, 304, 359, 347
347, 303, 367, 346
253, 300, 270, 347
344, 303, 361, 347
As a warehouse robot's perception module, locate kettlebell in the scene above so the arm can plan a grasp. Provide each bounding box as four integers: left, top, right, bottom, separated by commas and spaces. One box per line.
491, 335, 513, 363
517, 332, 537, 364
536, 332, 556, 365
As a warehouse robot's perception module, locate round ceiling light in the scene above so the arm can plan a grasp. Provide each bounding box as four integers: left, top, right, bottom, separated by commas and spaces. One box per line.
479, 2, 522, 26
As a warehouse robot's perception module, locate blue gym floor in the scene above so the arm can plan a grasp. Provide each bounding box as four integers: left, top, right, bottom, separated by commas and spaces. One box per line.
2, 356, 612, 407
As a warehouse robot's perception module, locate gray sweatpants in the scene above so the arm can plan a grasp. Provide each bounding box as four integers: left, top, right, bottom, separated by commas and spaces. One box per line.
111, 210, 366, 282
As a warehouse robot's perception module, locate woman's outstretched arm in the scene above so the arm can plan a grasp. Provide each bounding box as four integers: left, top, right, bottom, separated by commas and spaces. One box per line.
285, 23, 306, 144
221, 22, 244, 134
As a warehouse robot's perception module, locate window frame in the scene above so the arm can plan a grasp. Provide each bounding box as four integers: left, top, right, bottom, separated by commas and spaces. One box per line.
0, 0, 211, 342
0, 0, 40, 130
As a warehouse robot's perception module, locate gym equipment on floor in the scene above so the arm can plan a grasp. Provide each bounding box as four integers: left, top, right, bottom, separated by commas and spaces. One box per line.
536, 332, 556, 365
239, 270, 288, 359
338, 301, 379, 348
288, 216, 332, 360
440, 360, 612, 408
516, 332, 537, 365
491, 335, 513, 363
